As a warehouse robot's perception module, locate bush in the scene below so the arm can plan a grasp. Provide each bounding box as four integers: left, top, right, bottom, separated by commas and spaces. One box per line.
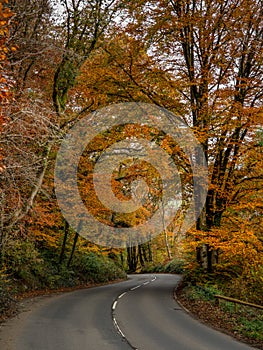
184, 283, 220, 302
0, 272, 15, 316
140, 259, 186, 274
3, 239, 46, 290
44, 261, 76, 289
71, 252, 126, 283
164, 259, 186, 274
140, 262, 164, 273
2, 238, 126, 293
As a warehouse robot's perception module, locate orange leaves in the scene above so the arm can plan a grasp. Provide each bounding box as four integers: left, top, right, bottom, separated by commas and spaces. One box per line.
77, 123, 163, 228
253, 107, 263, 126
0, 0, 14, 101
0, 0, 13, 34
73, 34, 182, 113
186, 226, 263, 274
0, 0, 14, 170
28, 201, 63, 250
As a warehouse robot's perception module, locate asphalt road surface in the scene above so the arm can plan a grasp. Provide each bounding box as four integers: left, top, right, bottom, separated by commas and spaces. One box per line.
0, 274, 257, 350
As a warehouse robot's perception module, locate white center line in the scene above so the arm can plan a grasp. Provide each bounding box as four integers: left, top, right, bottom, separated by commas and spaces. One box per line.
112, 301, 117, 310
118, 292, 127, 299
130, 285, 141, 290
112, 276, 157, 349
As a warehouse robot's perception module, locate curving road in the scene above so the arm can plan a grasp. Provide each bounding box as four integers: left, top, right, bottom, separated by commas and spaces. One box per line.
0, 274, 257, 350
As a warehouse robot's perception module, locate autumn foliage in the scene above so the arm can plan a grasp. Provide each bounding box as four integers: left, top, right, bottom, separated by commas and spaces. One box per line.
0, 0, 262, 313
0, 0, 13, 103
0, 0, 13, 172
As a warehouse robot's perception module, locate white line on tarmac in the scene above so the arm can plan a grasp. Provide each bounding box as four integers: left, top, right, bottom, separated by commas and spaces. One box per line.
112, 301, 117, 310
112, 276, 157, 349
130, 285, 141, 290
118, 292, 127, 299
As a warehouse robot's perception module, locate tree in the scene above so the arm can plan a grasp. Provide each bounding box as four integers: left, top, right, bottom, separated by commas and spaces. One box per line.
73, 33, 183, 112
124, 0, 263, 271
52, 0, 122, 116
0, 1, 122, 265
49, 1, 124, 262
0, 0, 14, 261
8, 0, 54, 92
0, 1, 57, 263
0, 96, 56, 263
0, 0, 14, 171
1, 0, 261, 278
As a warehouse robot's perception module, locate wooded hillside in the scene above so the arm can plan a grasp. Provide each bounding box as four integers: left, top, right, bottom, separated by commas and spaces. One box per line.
0, 0, 262, 320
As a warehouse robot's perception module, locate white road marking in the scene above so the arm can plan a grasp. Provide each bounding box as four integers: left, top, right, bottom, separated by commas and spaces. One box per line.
112, 301, 117, 310
118, 292, 127, 299
112, 276, 156, 349
130, 285, 141, 290
113, 317, 125, 338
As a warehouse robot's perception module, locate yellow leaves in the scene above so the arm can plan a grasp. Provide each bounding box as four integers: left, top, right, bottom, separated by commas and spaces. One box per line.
185, 226, 263, 272
32, 230, 58, 249
74, 33, 182, 112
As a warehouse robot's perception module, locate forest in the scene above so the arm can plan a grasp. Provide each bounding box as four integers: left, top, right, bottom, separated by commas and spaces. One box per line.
0, 0, 262, 342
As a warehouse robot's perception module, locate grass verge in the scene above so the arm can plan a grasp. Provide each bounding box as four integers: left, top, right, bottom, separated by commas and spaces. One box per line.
176, 283, 263, 350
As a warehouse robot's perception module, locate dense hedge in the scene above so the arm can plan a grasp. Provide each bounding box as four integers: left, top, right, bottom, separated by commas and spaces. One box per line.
0, 238, 126, 310
141, 259, 186, 274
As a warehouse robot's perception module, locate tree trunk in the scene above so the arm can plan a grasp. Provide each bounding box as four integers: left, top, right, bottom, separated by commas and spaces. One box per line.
67, 231, 79, 268
138, 244, 145, 267
147, 241, 153, 262
127, 246, 138, 272
59, 220, 69, 265
164, 229, 172, 259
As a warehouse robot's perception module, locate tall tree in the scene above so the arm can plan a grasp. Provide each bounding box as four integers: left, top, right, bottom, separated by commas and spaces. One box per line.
0, 0, 14, 260
8, 0, 53, 92
123, 0, 263, 271
52, 0, 121, 115
74, 34, 183, 111
0, 0, 57, 263
0, 0, 13, 105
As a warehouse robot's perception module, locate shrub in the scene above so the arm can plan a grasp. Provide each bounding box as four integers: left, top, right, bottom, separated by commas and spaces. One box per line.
71, 252, 126, 283
164, 259, 186, 274
3, 239, 46, 290
0, 271, 15, 316
0, 237, 126, 298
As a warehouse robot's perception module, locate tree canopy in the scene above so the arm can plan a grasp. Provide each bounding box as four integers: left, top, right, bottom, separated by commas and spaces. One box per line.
0, 0, 262, 307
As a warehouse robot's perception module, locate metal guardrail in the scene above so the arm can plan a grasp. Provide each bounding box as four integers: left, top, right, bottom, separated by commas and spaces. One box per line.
215, 294, 263, 312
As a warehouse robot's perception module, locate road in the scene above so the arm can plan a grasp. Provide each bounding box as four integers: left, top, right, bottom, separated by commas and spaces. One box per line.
0, 274, 257, 350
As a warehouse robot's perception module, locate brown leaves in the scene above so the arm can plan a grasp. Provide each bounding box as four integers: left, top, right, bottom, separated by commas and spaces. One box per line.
0, 0, 14, 96
0, 0, 14, 172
